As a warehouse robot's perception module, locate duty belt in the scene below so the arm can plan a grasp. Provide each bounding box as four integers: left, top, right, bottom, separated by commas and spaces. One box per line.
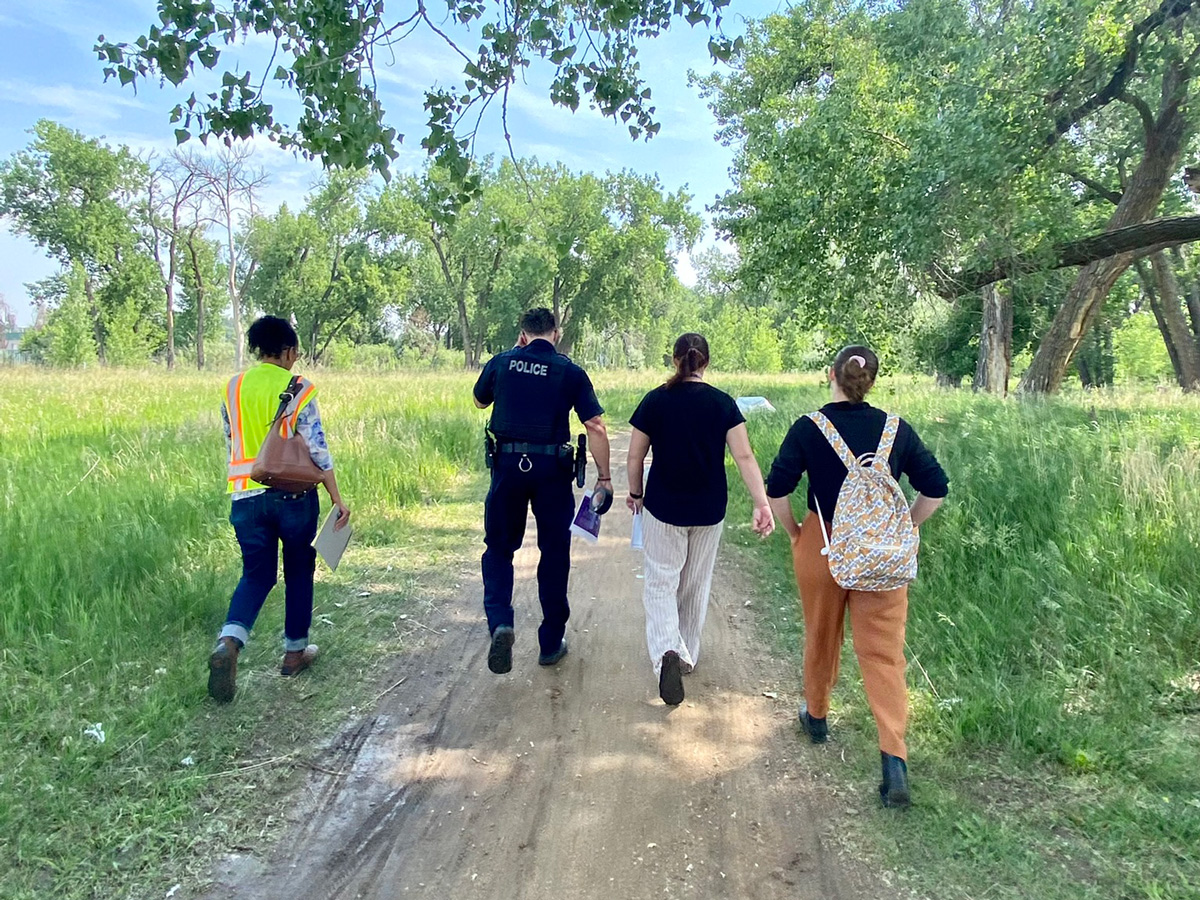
496, 441, 567, 455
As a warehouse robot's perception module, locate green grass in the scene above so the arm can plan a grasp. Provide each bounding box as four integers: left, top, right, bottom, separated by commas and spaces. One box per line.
711, 373, 1200, 900
0, 369, 487, 899
2, 367, 1198, 898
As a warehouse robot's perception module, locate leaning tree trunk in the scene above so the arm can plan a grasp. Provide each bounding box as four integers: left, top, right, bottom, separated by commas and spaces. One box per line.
1020, 93, 1188, 394
1150, 251, 1200, 390
973, 283, 1013, 395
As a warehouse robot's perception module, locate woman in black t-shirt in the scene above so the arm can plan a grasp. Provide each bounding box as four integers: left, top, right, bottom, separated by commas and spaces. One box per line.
627, 333, 775, 706
766, 345, 947, 809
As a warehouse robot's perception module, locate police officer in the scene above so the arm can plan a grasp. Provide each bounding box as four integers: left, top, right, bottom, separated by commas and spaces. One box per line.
473, 307, 611, 675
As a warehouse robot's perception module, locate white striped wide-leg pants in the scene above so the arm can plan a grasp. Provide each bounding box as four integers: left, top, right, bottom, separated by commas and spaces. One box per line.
642, 508, 725, 676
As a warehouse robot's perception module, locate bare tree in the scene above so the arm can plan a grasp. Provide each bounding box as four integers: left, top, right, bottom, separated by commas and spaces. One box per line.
144, 154, 204, 369
193, 146, 266, 369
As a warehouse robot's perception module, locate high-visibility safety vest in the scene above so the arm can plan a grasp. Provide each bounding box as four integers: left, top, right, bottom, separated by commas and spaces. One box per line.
225, 363, 317, 493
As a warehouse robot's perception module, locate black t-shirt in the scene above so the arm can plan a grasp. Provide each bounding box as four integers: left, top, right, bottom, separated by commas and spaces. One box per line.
473, 340, 603, 444
765, 401, 948, 519
629, 382, 746, 527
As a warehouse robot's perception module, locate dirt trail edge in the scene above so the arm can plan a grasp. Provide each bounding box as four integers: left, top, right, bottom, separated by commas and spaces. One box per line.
208, 435, 887, 900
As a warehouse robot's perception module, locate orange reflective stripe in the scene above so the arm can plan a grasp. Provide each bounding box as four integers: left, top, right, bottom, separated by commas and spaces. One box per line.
227, 374, 251, 464
288, 381, 317, 433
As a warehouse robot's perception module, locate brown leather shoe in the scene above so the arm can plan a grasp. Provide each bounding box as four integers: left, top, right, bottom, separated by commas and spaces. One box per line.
280, 644, 319, 677
208, 637, 240, 702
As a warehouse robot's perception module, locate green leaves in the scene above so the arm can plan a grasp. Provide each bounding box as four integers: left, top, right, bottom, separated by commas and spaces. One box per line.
94, 0, 739, 191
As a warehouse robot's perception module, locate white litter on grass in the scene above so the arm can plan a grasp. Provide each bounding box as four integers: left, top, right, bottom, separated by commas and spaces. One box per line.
180, 756, 195, 767
165, 884, 182, 898
735, 396, 776, 415
83, 723, 105, 744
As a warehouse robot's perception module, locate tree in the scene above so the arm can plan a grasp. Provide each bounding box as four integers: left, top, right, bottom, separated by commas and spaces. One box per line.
178, 226, 230, 369
143, 152, 205, 369
1019, 0, 1200, 393
95, 0, 743, 192
701, 0, 1200, 393
245, 170, 408, 363
42, 265, 99, 367
377, 158, 700, 366
0, 120, 149, 359
377, 161, 528, 368
185, 146, 266, 369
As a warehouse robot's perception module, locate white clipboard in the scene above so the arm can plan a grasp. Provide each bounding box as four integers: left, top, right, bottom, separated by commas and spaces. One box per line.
313, 508, 352, 570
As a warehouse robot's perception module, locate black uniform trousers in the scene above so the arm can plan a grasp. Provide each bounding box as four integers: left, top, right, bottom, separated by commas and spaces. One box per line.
481, 451, 574, 656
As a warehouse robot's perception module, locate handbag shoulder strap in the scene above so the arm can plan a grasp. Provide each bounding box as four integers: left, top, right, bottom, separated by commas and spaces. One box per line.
270, 376, 303, 423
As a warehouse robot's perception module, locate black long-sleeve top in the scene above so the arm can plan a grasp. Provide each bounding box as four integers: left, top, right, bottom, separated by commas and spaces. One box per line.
765, 401, 948, 518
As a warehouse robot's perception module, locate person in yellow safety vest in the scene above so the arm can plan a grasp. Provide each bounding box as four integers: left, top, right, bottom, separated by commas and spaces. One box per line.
208, 316, 351, 703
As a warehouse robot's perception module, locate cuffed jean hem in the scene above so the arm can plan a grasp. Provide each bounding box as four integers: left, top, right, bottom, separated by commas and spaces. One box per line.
219, 623, 251, 646
283, 635, 310, 652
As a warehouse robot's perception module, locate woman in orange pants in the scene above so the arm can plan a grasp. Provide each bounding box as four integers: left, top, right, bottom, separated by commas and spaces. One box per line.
766, 346, 947, 807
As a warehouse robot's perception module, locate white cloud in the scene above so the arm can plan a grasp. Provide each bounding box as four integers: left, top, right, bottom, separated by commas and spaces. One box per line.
13, 0, 136, 50
0, 79, 145, 124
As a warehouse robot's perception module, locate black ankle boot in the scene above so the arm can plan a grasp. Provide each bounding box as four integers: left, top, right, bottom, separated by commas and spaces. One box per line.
879, 752, 911, 808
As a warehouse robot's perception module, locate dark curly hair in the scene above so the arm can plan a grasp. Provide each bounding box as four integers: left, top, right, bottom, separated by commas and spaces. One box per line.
247, 316, 299, 359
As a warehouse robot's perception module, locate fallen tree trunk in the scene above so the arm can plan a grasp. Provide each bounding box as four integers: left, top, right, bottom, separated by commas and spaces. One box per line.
934, 216, 1200, 298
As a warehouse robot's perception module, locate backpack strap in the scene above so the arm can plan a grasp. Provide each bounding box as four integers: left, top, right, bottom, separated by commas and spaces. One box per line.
806, 412, 857, 471
876, 414, 901, 466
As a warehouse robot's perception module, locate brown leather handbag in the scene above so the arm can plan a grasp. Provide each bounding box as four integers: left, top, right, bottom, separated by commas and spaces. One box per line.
250, 376, 326, 492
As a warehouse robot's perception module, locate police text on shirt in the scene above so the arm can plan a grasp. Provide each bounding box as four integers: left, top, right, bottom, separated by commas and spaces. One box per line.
510, 359, 549, 376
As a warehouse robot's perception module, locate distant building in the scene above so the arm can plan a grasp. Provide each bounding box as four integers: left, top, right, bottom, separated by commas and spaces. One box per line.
1, 313, 28, 362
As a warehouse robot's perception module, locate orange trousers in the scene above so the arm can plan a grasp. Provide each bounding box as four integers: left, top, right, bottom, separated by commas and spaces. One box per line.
791, 512, 909, 759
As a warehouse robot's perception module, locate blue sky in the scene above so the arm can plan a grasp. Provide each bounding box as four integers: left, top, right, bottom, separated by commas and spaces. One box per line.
0, 0, 781, 326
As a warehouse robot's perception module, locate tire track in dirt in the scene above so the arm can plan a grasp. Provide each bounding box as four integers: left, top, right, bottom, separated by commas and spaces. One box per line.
206, 435, 888, 900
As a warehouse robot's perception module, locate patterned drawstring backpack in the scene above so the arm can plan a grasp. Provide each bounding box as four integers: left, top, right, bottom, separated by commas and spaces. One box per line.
807, 412, 919, 591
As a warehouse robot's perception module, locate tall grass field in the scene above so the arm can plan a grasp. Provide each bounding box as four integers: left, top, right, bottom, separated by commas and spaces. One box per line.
1, 368, 1198, 899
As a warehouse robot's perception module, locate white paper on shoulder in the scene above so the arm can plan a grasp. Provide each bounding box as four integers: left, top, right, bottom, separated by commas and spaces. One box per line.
313, 508, 352, 570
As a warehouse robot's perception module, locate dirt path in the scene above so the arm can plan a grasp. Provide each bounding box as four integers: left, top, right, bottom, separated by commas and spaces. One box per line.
208, 437, 885, 900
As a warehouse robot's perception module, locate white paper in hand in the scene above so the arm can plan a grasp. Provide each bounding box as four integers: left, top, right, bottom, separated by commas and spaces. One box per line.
569, 490, 602, 543
630, 511, 644, 550
313, 508, 352, 570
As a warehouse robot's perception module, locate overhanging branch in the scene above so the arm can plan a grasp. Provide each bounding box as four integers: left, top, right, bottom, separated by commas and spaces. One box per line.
934, 215, 1200, 296
1044, 0, 1195, 148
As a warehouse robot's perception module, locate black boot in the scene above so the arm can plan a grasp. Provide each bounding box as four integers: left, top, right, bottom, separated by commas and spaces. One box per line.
798, 704, 828, 743
879, 752, 911, 808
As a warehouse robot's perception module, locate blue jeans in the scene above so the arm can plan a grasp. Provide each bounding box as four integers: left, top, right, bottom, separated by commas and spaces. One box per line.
481, 452, 574, 655
222, 489, 319, 651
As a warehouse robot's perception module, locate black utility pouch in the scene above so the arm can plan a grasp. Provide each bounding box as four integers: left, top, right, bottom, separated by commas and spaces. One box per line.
484, 428, 497, 469
573, 434, 587, 486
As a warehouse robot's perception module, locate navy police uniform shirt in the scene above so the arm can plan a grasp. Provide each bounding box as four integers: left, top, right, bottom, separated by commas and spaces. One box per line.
473, 339, 603, 444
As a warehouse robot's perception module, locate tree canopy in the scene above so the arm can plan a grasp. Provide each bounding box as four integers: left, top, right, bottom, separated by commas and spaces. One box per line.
698, 0, 1200, 391
95, 0, 743, 194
